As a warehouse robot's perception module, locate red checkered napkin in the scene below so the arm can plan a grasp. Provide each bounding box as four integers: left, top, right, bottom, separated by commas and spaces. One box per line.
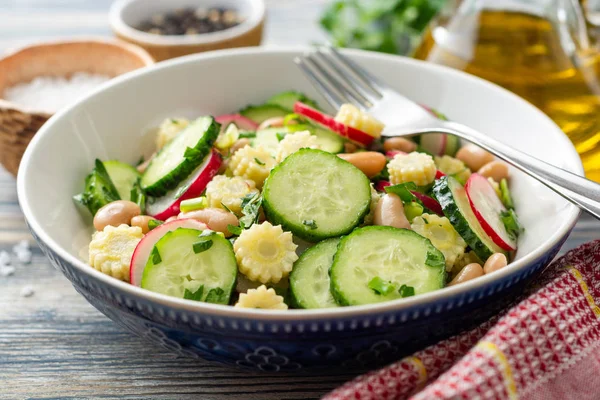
325, 240, 600, 400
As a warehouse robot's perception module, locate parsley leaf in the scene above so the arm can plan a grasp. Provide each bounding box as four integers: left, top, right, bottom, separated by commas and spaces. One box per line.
385, 182, 417, 202
399, 284, 415, 298
227, 224, 243, 236
151, 246, 162, 265
238, 193, 262, 229
183, 146, 203, 159
276, 131, 287, 142
193, 239, 213, 254
368, 277, 396, 295
148, 219, 163, 231
221, 202, 234, 214
184, 285, 204, 301
205, 288, 227, 304
254, 157, 265, 166
425, 251, 445, 269
500, 209, 523, 240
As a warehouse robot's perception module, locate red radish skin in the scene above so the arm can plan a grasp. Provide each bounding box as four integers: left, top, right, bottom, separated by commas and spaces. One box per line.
411, 191, 444, 216
420, 133, 447, 156
293, 102, 375, 147
465, 174, 517, 251
375, 180, 391, 192
147, 150, 222, 220
215, 114, 259, 131
129, 218, 208, 286
435, 170, 446, 179
386, 150, 406, 158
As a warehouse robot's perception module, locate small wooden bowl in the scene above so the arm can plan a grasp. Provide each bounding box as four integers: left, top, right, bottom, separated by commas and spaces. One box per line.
109, 0, 265, 62
0, 38, 154, 177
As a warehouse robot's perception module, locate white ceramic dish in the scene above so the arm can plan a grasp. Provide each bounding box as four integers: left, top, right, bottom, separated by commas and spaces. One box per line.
17, 48, 582, 370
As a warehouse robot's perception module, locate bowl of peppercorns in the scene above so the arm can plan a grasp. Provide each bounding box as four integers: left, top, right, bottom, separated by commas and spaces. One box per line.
109, 0, 265, 61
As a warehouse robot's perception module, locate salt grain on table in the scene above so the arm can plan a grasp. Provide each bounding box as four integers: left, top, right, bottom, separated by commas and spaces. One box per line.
4, 72, 110, 114
20, 285, 34, 297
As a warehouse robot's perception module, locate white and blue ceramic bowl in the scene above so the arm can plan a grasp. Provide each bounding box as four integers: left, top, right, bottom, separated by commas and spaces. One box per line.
17, 48, 582, 372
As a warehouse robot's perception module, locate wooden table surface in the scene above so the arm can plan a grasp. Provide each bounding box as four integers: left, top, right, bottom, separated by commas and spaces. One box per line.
1, 1, 599, 399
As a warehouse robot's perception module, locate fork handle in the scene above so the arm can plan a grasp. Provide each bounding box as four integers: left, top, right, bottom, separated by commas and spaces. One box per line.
438, 121, 600, 220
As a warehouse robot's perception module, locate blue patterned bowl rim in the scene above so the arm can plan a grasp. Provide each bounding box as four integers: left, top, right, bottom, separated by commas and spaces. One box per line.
17, 47, 582, 322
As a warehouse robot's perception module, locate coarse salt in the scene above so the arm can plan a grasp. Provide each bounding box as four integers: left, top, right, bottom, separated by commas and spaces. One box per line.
0, 265, 15, 277
20, 285, 35, 297
4, 72, 111, 114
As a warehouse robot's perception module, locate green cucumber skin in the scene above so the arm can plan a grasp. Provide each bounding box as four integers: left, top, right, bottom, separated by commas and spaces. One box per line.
103, 160, 140, 201
330, 226, 446, 306
141, 117, 219, 197
267, 91, 320, 112
313, 127, 345, 153
239, 104, 288, 124
262, 149, 371, 242
141, 228, 237, 304
432, 176, 505, 261
289, 238, 340, 309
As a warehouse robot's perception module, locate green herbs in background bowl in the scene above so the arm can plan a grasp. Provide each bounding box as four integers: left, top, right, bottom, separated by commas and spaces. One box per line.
320, 0, 446, 55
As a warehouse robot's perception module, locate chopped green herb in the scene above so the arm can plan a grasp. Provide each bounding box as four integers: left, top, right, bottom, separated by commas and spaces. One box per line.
254, 157, 265, 166
368, 276, 395, 295
136, 155, 146, 166
385, 182, 417, 203
193, 239, 213, 254
239, 193, 262, 229
174, 182, 191, 199
399, 284, 415, 298
170, 118, 179, 124
276, 131, 287, 142
184, 285, 204, 301
238, 131, 257, 139
227, 224, 243, 236
151, 246, 162, 265
500, 179, 514, 210
302, 219, 318, 230
130, 179, 146, 214
180, 196, 208, 213
94, 159, 121, 200
221, 202, 234, 214
148, 219, 163, 231
205, 287, 227, 304
425, 251, 445, 269
501, 209, 523, 240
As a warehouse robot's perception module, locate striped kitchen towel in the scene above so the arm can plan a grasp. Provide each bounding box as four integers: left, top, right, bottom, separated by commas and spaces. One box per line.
325, 240, 600, 400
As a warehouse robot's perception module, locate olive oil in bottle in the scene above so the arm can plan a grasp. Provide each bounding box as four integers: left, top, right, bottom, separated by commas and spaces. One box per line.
413, 5, 600, 181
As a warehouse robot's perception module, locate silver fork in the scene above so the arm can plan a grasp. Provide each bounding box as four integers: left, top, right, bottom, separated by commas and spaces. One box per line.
294, 46, 600, 220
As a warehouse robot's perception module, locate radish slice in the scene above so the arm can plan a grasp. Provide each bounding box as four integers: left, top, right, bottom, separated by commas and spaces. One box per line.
215, 114, 259, 131
386, 150, 406, 158
435, 170, 446, 179
293, 101, 374, 147
410, 191, 443, 216
129, 218, 208, 286
375, 180, 391, 192
465, 173, 517, 251
146, 150, 222, 220
420, 133, 447, 156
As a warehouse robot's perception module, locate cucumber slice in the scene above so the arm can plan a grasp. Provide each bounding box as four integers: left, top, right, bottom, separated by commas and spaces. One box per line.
239, 104, 288, 124
141, 117, 219, 196
267, 91, 320, 112
252, 127, 290, 155
263, 149, 371, 241
103, 160, 140, 201
313, 127, 345, 153
290, 238, 340, 309
433, 176, 506, 261
444, 135, 460, 156
74, 159, 121, 216
141, 228, 237, 304
330, 226, 446, 306
252, 126, 345, 155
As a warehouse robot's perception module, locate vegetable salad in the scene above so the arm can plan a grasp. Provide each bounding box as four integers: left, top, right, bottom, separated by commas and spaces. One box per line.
75, 91, 522, 309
